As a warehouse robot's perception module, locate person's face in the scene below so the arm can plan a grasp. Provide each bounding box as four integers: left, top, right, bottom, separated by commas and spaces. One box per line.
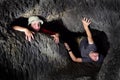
31, 21, 41, 31
89, 52, 99, 62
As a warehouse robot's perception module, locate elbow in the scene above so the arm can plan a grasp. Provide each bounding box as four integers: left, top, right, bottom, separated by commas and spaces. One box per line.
12, 26, 16, 30
72, 58, 82, 63
72, 58, 77, 62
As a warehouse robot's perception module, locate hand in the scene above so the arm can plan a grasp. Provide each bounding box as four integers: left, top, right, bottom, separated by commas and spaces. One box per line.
82, 17, 91, 27
64, 43, 71, 51
24, 29, 34, 41
51, 33, 59, 44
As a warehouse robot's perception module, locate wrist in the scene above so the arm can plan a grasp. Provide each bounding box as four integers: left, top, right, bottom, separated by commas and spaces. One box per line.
84, 26, 89, 30
68, 49, 72, 52
23, 28, 28, 32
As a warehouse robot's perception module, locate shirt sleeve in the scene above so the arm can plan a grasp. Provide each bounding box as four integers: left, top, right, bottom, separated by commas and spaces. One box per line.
40, 28, 56, 35
87, 43, 97, 52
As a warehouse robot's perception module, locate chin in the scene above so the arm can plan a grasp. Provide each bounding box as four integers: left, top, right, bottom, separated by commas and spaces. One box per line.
35, 29, 40, 31
94, 58, 99, 62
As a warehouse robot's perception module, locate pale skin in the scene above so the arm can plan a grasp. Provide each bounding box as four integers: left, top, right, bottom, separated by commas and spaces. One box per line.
64, 17, 99, 63
13, 21, 59, 43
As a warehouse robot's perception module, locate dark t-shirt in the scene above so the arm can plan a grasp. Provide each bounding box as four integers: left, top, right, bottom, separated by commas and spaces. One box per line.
11, 17, 56, 35
79, 37, 104, 62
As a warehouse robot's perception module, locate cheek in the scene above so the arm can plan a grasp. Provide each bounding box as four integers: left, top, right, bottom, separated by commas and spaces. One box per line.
31, 25, 38, 29
32, 26, 35, 28
31, 25, 35, 28
31, 24, 40, 31
91, 55, 96, 59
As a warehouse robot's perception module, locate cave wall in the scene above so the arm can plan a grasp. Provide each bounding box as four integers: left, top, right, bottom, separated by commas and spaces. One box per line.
0, 0, 120, 80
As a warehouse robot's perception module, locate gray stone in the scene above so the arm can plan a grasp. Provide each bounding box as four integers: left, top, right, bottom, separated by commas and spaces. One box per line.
0, 0, 120, 80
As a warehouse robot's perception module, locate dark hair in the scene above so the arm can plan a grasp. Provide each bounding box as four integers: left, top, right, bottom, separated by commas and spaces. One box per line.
91, 51, 99, 54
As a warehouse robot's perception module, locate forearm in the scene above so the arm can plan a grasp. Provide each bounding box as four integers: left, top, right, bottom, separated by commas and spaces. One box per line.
68, 51, 82, 63
84, 26, 92, 39
82, 17, 94, 44
13, 26, 27, 32
84, 26, 94, 44
64, 43, 82, 62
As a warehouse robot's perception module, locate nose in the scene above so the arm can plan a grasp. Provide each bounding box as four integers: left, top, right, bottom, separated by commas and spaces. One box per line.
35, 24, 39, 27
35, 24, 40, 29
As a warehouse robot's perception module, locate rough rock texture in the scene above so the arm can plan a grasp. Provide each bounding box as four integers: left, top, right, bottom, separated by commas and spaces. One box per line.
0, 0, 120, 80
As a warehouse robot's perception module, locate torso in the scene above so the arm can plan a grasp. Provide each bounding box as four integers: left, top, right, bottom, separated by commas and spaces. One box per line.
79, 37, 98, 62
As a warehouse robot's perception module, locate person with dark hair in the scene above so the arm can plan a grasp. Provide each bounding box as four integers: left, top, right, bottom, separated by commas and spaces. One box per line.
11, 16, 59, 43
64, 17, 104, 63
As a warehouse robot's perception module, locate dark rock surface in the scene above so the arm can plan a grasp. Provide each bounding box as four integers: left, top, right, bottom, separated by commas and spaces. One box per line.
0, 0, 120, 80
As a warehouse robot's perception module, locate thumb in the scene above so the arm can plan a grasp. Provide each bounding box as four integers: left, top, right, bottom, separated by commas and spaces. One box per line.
32, 31, 35, 34
51, 35, 55, 37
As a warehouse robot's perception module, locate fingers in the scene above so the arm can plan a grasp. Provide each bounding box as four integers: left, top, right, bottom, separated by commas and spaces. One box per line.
53, 36, 59, 44
25, 35, 31, 41
25, 35, 28, 41
51, 34, 60, 44
64, 43, 70, 50
54, 39, 59, 44
51, 35, 55, 37
31, 34, 34, 40
32, 31, 35, 34
64, 43, 67, 45
64, 43, 68, 47
83, 17, 91, 23
82, 17, 91, 26
25, 34, 34, 42
24, 30, 35, 41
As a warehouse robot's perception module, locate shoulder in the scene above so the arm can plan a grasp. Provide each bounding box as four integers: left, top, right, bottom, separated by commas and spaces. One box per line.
11, 17, 28, 27
87, 43, 97, 52
98, 54, 104, 63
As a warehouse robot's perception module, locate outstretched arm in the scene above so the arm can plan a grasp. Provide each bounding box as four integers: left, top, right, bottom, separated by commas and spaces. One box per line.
13, 26, 28, 32
82, 17, 94, 44
64, 43, 82, 63
13, 26, 34, 41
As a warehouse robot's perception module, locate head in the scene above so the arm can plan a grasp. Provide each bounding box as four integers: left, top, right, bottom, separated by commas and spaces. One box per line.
89, 51, 99, 62
28, 16, 44, 31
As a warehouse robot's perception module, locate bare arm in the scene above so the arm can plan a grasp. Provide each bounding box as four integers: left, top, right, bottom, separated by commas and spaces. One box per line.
64, 43, 82, 63
13, 26, 34, 41
82, 18, 94, 44
68, 51, 82, 62
13, 26, 28, 32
